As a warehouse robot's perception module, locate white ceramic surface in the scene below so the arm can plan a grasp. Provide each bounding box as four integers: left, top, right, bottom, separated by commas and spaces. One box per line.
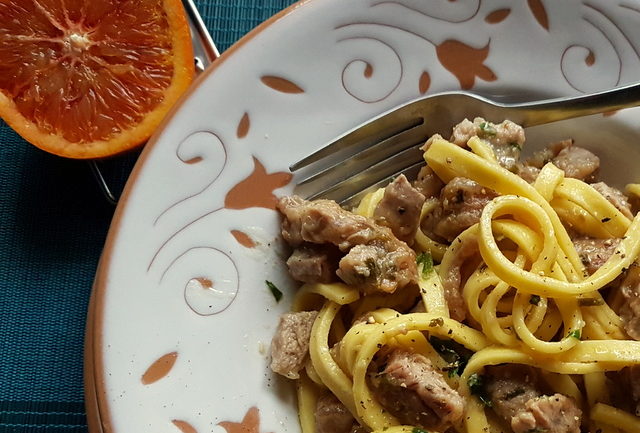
88, 1, 640, 432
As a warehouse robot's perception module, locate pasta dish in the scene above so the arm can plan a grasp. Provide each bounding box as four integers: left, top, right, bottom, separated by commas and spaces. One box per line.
269, 118, 640, 433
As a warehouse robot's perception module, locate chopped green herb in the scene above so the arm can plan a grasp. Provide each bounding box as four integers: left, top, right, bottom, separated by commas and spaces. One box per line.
578, 297, 605, 307
412, 428, 429, 433
508, 141, 522, 151
479, 121, 497, 137
601, 217, 611, 223
265, 280, 283, 302
467, 373, 481, 387
529, 294, 541, 306
430, 336, 473, 378
416, 252, 434, 277
467, 373, 492, 407
568, 329, 581, 340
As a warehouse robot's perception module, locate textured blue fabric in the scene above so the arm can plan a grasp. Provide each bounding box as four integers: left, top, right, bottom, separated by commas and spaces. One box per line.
0, 1, 295, 431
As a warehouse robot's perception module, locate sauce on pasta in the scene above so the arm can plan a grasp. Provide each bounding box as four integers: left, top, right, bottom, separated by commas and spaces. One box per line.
270, 118, 640, 433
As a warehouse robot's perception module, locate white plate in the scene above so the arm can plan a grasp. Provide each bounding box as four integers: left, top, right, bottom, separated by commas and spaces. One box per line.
87, 1, 640, 432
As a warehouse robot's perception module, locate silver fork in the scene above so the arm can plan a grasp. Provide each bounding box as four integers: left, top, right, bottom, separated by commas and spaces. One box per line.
291, 82, 640, 208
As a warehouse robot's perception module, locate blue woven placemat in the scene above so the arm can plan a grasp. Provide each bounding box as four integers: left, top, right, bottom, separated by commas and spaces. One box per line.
0, 1, 295, 431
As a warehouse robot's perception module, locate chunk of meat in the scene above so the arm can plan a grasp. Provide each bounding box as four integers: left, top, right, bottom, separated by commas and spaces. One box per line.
615, 366, 640, 416
552, 146, 600, 181
628, 366, 640, 415
315, 394, 356, 433
413, 165, 445, 198
337, 243, 415, 294
374, 174, 426, 245
591, 182, 634, 219
517, 164, 540, 184
525, 139, 599, 181
277, 196, 418, 293
450, 117, 525, 170
619, 263, 640, 340
485, 365, 541, 421
572, 238, 620, 275
270, 311, 318, 379
423, 177, 498, 243
373, 349, 465, 431
510, 394, 582, 433
286, 244, 339, 284
525, 139, 573, 169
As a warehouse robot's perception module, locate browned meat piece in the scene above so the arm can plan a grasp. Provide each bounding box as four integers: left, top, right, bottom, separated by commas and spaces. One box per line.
510, 394, 581, 433
485, 365, 541, 421
315, 394, 356, 433
450, 117, 525, 170
629, 366, 640, 415
413, 165, 444, 198
423, 177, 498, 243
286, 244, 339, 284
525, 139, 573, 169
374, 174, 426, 245
373, 349, 465, 431
517, 164, 540, 184
616, 366, 640, 416
486, 365, 581, 433
552, 146, 600, 181
277, 196, 417, 293
270, 311, 318, 379
525, 139, 599, 180
572, 238, 620, 275
336, 243, 415, 294
591, 182, 634, 219
619, 263, 640, 340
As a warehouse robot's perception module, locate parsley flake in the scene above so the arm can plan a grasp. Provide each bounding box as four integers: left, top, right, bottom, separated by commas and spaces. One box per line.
468, 373, 492, 407
479, 121, 497, 137
509, 141, 522, 151
529, 295, 541, 306
430, 336, 472, 378
568, 329, 581, 340
265, 280, 283, 302
412, 428, 429, 433
417, 252, 434, 277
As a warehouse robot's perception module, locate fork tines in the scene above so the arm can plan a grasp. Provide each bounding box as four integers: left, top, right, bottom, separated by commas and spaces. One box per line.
291, 106, 432, 204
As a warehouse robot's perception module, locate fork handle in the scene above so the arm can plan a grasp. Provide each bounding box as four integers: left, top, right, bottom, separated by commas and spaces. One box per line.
502, 81, 640, 127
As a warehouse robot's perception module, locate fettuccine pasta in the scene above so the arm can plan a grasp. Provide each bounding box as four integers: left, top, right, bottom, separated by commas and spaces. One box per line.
269, 118, 640, 433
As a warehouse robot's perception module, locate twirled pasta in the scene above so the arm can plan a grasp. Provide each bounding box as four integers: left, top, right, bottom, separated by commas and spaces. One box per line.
275, 126, 640, 433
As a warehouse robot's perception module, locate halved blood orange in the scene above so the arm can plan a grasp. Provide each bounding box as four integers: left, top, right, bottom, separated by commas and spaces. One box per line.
0, 0, 195, 159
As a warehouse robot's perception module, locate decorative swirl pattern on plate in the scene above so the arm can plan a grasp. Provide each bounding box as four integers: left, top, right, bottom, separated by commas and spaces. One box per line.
153, 130, 227, 226
159, 246, 239, 316
561, 16, 620, 91
372, 0, 481, 24
560, 3, 640, 92
338, 36, 403, 103
335, 13, 496, 100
